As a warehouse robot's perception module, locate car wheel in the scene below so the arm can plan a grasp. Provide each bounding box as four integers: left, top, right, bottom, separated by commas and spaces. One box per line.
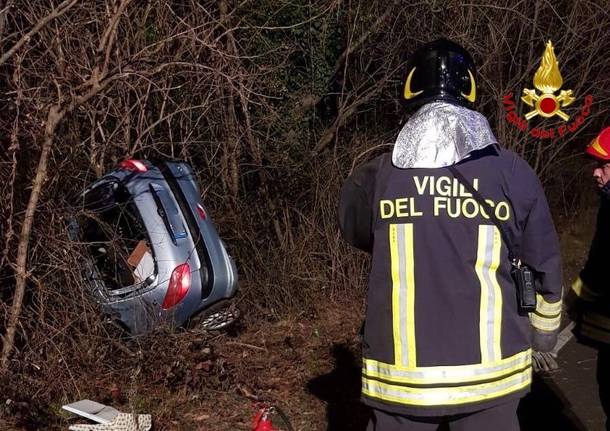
197, 300, 240, 332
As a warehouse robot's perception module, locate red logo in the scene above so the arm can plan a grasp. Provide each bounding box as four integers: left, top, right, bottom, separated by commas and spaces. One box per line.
502, 40, 593, 140
503, 92, 593, 140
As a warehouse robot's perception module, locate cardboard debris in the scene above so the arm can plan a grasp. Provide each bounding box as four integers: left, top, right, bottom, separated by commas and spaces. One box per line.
127, 240, 154, 283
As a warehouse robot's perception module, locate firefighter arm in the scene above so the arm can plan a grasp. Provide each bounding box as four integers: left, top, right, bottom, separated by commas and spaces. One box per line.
520, 185, 563, 336
338, 160, 377, 253
564, 276, 598, 324
572, 198, 610, 301
570, 276, 601, 303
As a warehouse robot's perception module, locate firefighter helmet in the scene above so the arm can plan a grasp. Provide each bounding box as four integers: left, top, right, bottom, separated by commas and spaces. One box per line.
586, 127, 610, 161
401, 38, 477, 110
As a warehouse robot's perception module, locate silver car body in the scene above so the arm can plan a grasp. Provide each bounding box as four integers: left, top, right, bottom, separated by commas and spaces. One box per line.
76, 160, 238, 334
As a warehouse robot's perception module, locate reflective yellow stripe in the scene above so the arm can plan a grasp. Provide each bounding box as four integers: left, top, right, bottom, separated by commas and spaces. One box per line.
362, 366, 531, 406
532, 291, 562, 331
475, 226, 489, 362
476, 225, 503, 363
363, 349, 531, 385
572, 277, 601, 302
529, 313, 561, 331
390, 225, 402, 366
490, 228, 503, 362
405, 225, 416, 367
535, 293, 562, 315
389, 224, 416, 368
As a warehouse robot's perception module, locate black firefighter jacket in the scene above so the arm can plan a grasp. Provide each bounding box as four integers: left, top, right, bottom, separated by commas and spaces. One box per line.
338, 145, 562, 416
573, 195, 610, 347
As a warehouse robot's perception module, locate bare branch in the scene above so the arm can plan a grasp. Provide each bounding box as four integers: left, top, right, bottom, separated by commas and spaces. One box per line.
0, 0, 78, 67
0, 0, 132, 371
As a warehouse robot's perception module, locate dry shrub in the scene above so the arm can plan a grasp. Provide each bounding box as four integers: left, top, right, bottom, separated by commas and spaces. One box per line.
0, 0, 609, 428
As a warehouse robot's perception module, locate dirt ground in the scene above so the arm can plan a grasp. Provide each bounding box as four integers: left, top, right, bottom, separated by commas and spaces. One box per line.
1, 300, 368, 430
1, 205, 607, 431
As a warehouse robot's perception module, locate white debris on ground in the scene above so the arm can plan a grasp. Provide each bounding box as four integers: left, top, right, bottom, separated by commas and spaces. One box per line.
69, 413, 151, 431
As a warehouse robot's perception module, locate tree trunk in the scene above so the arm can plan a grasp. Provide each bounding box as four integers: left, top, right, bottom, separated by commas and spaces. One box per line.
1, 104, 64, 371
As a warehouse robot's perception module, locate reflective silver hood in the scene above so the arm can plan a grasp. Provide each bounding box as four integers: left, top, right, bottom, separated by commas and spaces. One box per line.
392, 102, 497, 169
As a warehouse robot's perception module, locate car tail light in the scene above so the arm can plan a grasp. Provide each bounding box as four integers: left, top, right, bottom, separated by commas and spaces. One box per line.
119, 159, 147, 172
196, 203, 207, 220
162, 263, 191, 310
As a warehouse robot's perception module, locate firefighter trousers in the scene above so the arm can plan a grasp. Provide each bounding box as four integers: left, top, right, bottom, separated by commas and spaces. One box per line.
599, 348, 610, 431
366, 400, 520, 431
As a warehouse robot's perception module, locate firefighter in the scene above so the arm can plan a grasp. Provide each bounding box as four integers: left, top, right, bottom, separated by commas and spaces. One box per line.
338, 39, 562, 430
569, 126, 610, 430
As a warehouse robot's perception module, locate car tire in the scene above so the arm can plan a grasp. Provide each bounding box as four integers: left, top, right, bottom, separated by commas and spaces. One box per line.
194, 299, 241, 332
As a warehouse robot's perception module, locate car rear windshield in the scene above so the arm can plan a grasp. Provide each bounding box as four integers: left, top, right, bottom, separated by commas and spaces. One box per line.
80, 180, 156, 292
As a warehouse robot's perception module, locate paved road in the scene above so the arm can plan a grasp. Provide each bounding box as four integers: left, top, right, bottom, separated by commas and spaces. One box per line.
519, 335, 605, 431
554, 336, 605, 430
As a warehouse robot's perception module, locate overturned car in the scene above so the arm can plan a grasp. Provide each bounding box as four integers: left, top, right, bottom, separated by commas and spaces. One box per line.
70, 159, 239, 334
